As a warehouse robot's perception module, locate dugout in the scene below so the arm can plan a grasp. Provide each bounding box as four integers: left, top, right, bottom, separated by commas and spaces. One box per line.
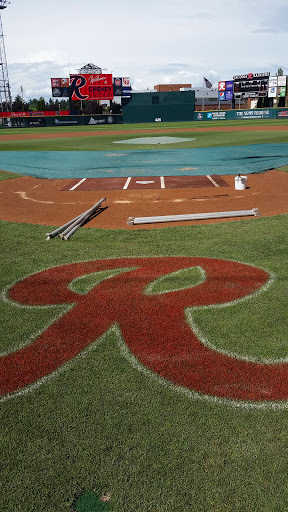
121, 90, 195, 123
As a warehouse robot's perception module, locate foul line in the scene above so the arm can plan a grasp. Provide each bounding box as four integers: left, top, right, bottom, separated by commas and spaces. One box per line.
206, 175, 220, 187
160, 176, 165, 189
70, 178, 86, 191
123, 177, 132, 190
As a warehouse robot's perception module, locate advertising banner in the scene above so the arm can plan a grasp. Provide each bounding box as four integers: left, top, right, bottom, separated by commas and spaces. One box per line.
236, 109, 271, 119
206, 111, 227, 120
278, 110, 288, 117
218, 81, 233, 100
70, 73, 114, 101
277, 75, 287, 87
268, 87, 277, 98
113, 77, 123, 96
122, 77, 130, 87
122, 87, 132, 96
277, 86, 286, 97
51, 78, 70, 97
268, 76, 278, 87
113, 77, 132, 96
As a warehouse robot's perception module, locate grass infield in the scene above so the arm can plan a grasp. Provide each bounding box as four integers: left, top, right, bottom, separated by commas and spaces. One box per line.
1, 214, 288, 512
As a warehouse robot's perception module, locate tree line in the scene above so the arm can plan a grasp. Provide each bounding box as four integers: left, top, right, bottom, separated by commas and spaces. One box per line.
2, 95, 122, 114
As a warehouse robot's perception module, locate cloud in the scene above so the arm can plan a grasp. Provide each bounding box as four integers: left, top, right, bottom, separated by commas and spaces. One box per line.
253, 5, 288, 33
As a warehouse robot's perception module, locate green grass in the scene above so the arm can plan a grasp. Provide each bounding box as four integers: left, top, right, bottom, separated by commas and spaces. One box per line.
0, 170, 22, 180
1, 216, 288, 512
0, 118, 288, 151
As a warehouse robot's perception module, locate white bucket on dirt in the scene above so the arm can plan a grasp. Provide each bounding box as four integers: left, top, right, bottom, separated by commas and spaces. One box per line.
235, 175, 247, 190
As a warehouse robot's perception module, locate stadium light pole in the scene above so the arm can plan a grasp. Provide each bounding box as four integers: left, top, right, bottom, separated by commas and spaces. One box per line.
0, 0, 12, 112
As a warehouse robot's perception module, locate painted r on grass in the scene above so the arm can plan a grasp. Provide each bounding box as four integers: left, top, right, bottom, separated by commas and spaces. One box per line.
1, 257, 285, 404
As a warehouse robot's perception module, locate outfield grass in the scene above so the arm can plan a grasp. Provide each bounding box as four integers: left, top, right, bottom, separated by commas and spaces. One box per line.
0, 118, 288, 152
1, 216, 288, 512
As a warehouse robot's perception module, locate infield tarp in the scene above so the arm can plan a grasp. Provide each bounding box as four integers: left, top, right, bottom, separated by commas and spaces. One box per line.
1, 144, 288, 179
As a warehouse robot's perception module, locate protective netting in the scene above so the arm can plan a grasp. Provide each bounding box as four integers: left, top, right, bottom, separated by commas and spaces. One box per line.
0, 144, 288, 179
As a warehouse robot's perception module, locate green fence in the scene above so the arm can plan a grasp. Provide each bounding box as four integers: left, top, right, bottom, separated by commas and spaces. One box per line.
122, 91, 195, 123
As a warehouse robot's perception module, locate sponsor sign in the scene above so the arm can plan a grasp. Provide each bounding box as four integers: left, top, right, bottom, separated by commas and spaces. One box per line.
54, 118, 79, 125
27, 118, 46, 127
277, 86, 286, 97
236, 109, 271, 119
225, 81, 233, 90
113, 77, 132, 96
207, 111, 227, 120
51, 78, 70, 97
122, 87, 132, 96
278, 110, 288, 117
122, 77, 130, 86
269, 76, 278, 87
233, 72, 270, 80
70, 73, 114, 101
113, 77, 123, 96
277, 75, 287, 87
218, 81, 234, 100
88, 116, 115, 125
268, 87, 277, 98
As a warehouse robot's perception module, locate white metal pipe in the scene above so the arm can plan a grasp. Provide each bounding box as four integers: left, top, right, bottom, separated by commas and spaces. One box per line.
46, 212, 84, 240
61, 197, 106, 240
127, 209, 260, 225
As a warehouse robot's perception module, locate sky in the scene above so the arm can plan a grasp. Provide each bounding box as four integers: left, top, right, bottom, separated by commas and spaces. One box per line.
2, 0, 288, 102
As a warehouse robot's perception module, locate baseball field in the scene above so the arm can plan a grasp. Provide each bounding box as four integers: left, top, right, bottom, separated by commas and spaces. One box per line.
0, 119, 288, 511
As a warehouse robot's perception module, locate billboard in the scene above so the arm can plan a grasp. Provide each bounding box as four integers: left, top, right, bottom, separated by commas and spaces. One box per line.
233, 72, 270, 98
70, 73, 114, 101
51, 78, 70, 97
218, 81, 233, 101
268, 76, 287, 97
113, 77, 132, 97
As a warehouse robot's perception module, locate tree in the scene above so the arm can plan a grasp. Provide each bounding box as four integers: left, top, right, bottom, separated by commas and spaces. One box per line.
12, 94, 25, 112
277, 68, 284, 76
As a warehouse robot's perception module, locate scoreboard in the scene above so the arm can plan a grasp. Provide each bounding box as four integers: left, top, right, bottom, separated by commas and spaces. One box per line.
232, 72, 270, 98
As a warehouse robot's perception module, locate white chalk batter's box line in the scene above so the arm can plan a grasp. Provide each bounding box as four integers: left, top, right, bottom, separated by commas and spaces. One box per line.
69, 175, 221, 191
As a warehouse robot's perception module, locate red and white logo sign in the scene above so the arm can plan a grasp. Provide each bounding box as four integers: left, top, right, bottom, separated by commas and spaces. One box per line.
122, 77, 130, 86
218, 81, 226, 91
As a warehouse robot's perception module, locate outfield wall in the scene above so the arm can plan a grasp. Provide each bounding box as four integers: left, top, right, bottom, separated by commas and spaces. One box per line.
122, 91, 196, 123
194, 108, 288, 121
0, 114, 123, 128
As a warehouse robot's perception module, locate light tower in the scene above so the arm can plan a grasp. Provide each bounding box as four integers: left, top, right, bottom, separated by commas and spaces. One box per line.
0, 0, 12, 111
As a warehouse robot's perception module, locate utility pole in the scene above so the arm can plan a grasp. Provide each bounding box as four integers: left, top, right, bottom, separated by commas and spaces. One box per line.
0, 1, 12, 112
